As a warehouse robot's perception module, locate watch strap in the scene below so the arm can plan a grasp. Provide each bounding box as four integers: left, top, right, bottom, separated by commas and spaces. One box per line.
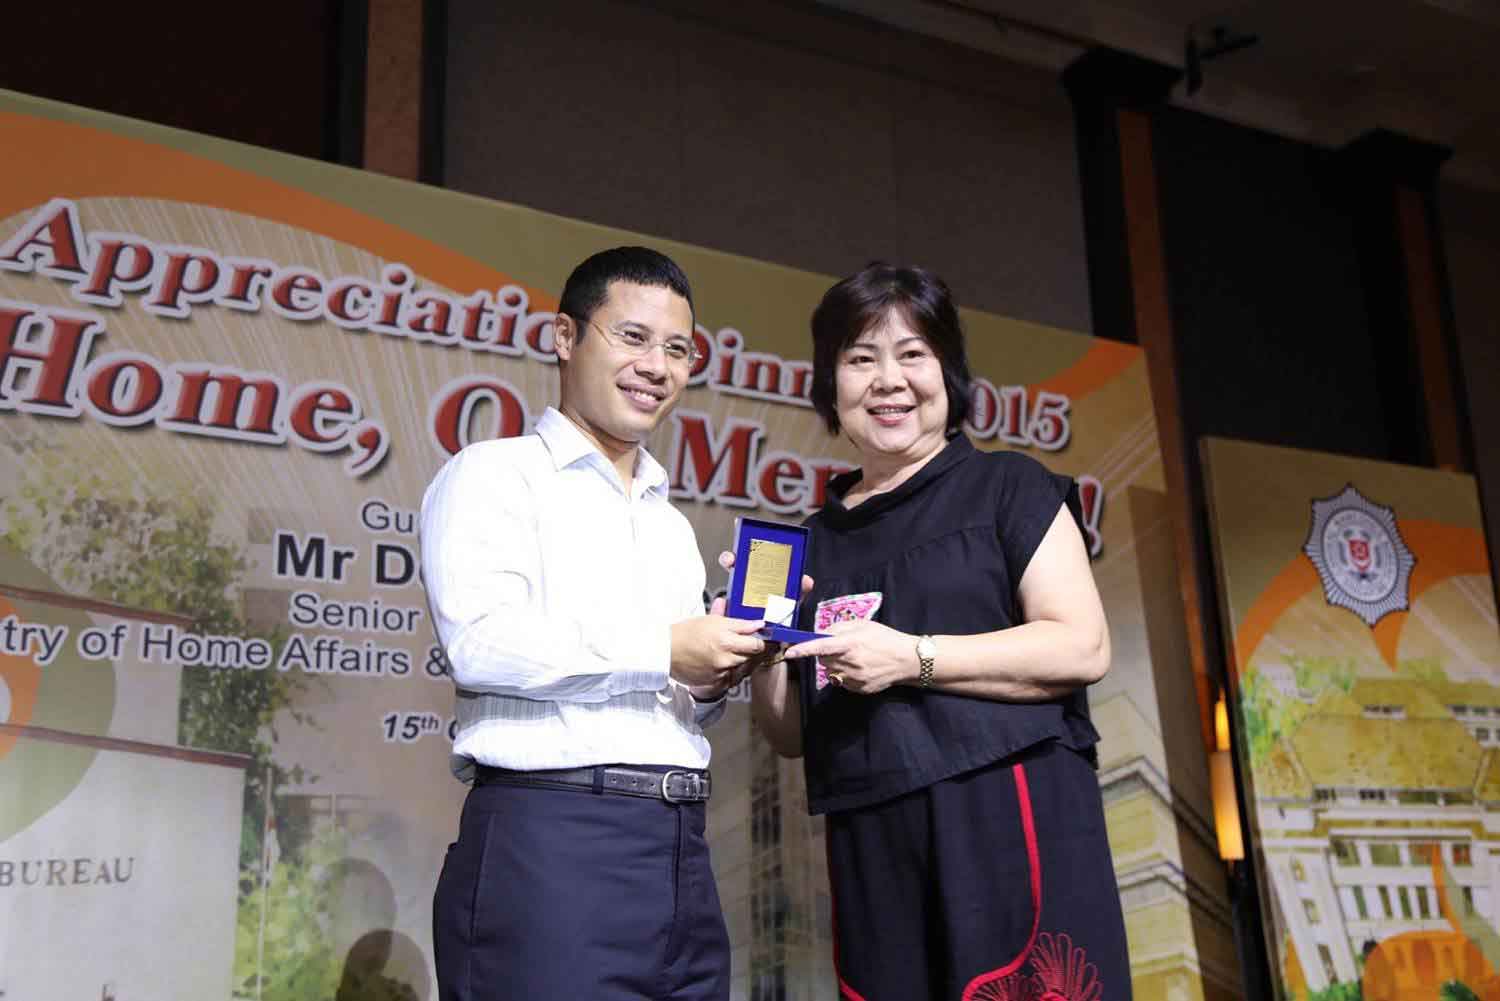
917, 635, 935, 688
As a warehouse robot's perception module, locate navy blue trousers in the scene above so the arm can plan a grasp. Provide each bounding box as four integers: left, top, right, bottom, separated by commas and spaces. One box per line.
433, 772, 730, 1001
825, 740, 1132, 1001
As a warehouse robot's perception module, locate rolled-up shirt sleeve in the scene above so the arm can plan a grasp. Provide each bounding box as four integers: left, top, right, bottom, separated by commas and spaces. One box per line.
421, 447, 671, 702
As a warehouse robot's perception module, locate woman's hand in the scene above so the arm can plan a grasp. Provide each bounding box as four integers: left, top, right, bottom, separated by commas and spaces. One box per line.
784, 621, 917, 696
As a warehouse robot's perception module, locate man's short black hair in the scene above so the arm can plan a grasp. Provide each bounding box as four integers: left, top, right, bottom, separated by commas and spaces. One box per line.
809, 262, 972, 436
557, 246, 694, 334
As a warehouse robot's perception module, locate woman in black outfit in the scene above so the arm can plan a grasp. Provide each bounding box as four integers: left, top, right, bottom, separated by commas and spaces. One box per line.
750, 263, 1132, 1001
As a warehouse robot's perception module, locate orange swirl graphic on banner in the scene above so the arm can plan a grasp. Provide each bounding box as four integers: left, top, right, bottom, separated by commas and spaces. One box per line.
1233, 520, 1491, 672
0, 111, 556, 309
0, 595, 42, 760
1231, 558, 1322, 671
1030, 339, 1141, 403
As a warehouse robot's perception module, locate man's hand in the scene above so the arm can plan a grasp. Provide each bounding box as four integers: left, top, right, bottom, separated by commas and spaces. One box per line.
671, 596, 766, 699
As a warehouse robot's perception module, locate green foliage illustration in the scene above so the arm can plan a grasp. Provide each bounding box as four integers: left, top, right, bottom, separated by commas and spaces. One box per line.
1286, 655, 1357, 698
234, 829, 347, 1000
1304, 981, 1361, 1001
1239, 667, 1300, 765
1440, 980, 1481, 1001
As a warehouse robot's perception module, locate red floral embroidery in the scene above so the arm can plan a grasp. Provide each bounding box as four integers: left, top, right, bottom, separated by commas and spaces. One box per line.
969, 973, 1041, 1001
1029, 932, 1102, 1001
964, 931, 1104, 1001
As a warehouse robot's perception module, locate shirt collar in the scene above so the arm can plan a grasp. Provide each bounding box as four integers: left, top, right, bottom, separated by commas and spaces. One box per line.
535, 406, 670, 499
821, 433, 973, 527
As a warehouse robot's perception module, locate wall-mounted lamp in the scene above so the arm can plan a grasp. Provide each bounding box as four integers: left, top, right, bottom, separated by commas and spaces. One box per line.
1210, 693, 1245, 861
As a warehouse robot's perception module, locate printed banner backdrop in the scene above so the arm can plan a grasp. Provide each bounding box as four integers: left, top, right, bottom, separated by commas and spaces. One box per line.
1202, 437, 1500, 1001
0, 89, 1232, 1001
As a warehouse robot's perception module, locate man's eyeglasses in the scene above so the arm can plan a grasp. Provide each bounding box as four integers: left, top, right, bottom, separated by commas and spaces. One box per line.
585, 320, 701, 367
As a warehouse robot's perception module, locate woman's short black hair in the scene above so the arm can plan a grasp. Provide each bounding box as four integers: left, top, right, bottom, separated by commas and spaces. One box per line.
809, 262, 972, 436
557, 246, 694, 332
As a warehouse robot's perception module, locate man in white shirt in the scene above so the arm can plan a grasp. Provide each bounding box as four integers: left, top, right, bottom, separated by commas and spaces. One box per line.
422, 247, 763, 1001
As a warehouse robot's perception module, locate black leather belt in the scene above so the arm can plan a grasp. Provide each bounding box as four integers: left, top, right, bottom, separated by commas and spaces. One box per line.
474, 764, 711, 803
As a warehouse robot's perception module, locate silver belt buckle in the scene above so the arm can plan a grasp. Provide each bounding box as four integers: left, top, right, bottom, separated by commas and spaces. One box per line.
660, 769, 701, 803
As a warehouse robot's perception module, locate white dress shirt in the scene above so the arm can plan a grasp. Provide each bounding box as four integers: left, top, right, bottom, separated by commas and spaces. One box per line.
421, 407, 725, 780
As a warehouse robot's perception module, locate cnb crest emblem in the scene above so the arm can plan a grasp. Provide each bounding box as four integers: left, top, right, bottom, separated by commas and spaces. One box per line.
1303, 484, 1416, 627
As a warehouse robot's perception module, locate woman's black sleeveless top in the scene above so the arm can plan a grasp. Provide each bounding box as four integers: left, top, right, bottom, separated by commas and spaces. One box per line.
795, 435, 1099, 815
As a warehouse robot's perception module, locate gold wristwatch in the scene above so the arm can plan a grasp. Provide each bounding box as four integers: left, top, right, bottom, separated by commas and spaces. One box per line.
916, 635, 937, 689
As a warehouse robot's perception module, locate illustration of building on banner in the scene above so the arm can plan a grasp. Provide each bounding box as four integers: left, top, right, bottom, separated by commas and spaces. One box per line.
745, 741, 836, 1001
1202, 437, 1500, 1001
1253, 674, 1500, 994
699, 696, 835, 1001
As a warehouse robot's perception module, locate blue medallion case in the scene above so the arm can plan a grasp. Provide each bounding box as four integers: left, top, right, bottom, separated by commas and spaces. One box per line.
725, 516, 826, 644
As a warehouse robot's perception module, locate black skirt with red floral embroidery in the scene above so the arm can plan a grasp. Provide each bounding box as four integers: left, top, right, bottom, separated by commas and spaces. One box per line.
824, 739, 1132, 1001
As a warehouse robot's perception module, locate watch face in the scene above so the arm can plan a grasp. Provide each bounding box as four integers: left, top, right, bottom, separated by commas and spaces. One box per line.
917, 636, 936, 659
